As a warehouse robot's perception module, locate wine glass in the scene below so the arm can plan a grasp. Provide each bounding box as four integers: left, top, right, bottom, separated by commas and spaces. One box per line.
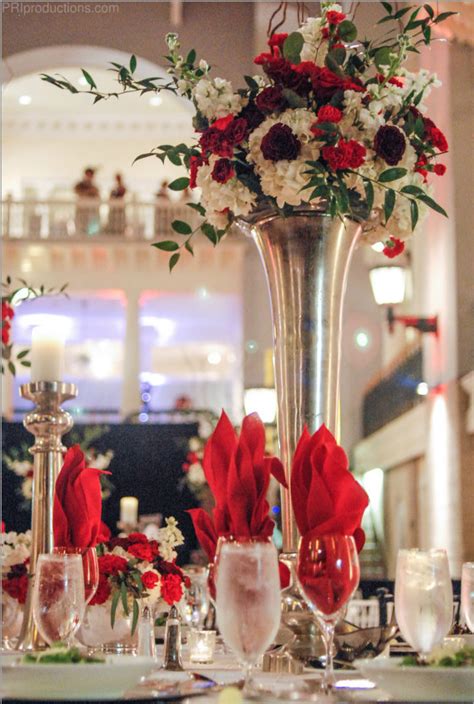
183, 569, 210, 631
461, 562, 474, 632
215, 537, 281, 694
53, 547, 99, 605
32, 553, 85, 646
395, 548, 453, 661
297, 533, 360, 691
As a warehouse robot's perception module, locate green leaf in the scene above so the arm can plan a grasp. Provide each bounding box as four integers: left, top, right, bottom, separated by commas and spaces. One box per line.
309, 184, 329, 201
283, 32, 304, 64
168, 177, 190, 191
393, 6, 414, 19
110, 590, 120, 629
384, 189, 396, 222
186, 49, 196, 65
244, 75, 259, 92
20, 360, 31, 367
17, 349, 29, 359
378, 167, 407, 183
325, 53, 344, 75
119, 67, 129, 83
337, 20, 357, 42
381, 2, 393, 14
120, 582, 129, 616
169, 252, 180, 272
423, 26, 431, 44
186, 202, 206, 216
424, 4, 434, 19
131, 599, 139, 636
129, 54, 137, 73
185, 241, 194, 256
172, 220, 192, 235
374, 47, 392, 70
329, 47, 346, 66
81, 69, 97, 90
133, 152, 155, 164
167, 151, 182, 166
93, 95, 103, 104
152, 240, 180, 252
410, 199, 419, 230
281, 88, 306, 108
201, 223, 218, 244
417, 193, 448, 217
434, 11, 458, 24
401, 184, 425, 197
364, 179, 374, 213
8, 361, 15, 376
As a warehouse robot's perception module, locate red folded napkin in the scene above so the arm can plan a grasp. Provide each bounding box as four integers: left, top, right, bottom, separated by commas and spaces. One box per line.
291, 424, 369, 551
189, 411, 286, 561
53, 445, 110, 548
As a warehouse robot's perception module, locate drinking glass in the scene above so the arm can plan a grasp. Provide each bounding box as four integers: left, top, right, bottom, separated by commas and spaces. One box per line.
461, 562, 474, 632
215, 537, 281, 694
53, 547, 99, 605
297, 533, 360, 690
395, 548, 453, 660
32, 553, 86, 646
183, 570, 210, 631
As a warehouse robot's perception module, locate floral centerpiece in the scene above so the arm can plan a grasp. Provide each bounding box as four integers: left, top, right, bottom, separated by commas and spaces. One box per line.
1, 530, 31, 643
78, 518, 188, 646
43, 2, 454, 268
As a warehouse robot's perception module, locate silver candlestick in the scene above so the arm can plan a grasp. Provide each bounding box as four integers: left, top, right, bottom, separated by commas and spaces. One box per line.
16, 381, 78, 651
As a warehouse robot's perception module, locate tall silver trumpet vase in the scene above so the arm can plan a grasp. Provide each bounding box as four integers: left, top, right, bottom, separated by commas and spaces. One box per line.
16, 381, 78, 651
236, 206, 362, 659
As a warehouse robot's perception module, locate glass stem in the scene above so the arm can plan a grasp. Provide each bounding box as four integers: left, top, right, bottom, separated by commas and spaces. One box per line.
321, 620, 336, 692
243, 663, 254, 696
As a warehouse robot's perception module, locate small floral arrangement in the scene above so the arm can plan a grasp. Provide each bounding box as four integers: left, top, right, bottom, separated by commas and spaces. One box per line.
181, 436, 208, 502
43, 2, 455, 268
90, 518, 188, 634
1, 530, 32, 605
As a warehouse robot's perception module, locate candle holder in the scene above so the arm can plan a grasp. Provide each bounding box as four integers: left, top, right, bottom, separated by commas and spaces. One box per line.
188, 629, 216, 664
16, 381, 78, 651
116, 520, 139, 536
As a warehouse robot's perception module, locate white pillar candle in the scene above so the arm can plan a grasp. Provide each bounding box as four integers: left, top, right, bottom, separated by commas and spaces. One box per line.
120, 496, 138, 525
30, 327, 65, 382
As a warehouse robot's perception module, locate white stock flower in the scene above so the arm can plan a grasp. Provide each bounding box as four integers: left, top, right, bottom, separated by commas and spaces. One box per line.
4, 458, 33, 477
193, 77, 246, 120
299, 17, 327, 65
248, 109, 320, 208
187, 463, 206, 487
196, 156, 257, 223
157, 517, 185, 562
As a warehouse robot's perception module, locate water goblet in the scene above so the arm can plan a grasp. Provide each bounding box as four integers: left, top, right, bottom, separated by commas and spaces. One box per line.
297, 533, 360, 691
32, 553, 86, 646
461, 562, 474, 632
53, 546, 99, 605
395, 548, 453, 661
215, 537, 281, 695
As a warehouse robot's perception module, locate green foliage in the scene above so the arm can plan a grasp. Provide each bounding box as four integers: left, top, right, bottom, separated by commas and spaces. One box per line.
283, 32, 304, 64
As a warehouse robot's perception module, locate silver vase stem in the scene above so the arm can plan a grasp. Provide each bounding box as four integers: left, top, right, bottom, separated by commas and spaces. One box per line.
237, 207, 362, 553
16, 381, 78, 651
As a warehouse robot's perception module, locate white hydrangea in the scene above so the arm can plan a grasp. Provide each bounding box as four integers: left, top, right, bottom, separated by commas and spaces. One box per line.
1, 530, 31, 569
196, 155, 257, 225
193, 77, 246, 120
248, 108, 321, 208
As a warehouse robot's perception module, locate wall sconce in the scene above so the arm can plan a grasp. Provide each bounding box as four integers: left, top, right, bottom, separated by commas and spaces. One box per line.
369, 264, 438, 336
244, 387, 277, 424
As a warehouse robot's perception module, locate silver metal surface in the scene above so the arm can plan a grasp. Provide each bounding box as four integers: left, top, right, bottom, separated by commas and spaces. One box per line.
16, 381, 78, 651
163, 605, 184, 671
236, 207, 362, 553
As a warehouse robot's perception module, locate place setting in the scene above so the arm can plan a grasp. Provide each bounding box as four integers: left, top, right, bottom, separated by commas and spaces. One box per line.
2, 1, 474, 703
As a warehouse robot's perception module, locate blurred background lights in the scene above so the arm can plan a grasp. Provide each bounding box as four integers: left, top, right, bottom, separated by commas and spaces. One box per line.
354, 329, 371, 349
149, 95, 162, 106
416, 381, 429, 396
18, 95, 32, 105
245, 339, 258, 354
207, 351, 222, 366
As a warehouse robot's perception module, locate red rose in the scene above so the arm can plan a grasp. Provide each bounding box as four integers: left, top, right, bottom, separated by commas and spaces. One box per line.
189, 155, 205, 189
321, 27, 330, 39
2, 300, 14, 321
89, 573, 111, 605
108, 537, 131, 552
211, 158, 235, 183
212, 115, 234, 132
423, 118, 448, 151
255, 86, 287, 114
161, 574, 184, 606
261, 123, 301, 162
128, 532, 148, 544
383, 237, 405, 258
200, 129, 233, 158
326, 10, 346, 24
127, 542, 154, 562
433, 163, 446, 176
264, 57, 311, 95
148, 540, 160, 559
268, 32, 288, 52
322, 139, 366, 170
141, 570, 159, 590
225, 117, 248, 145
374, 125, 406, 165
317, 105, 343, 123
98, 554, 128, 575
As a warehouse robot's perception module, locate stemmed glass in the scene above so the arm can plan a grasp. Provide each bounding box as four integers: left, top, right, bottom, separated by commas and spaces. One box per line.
53, 547, 99, 605
395, 548, 453, 661
461, 562, 474, 632
183, 571, 210, 631
297, 533, 360, 691
32, 553, 86, 646
215, 537, 281, 695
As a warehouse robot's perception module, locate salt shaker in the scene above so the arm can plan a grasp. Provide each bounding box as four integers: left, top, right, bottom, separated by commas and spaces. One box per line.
138, 605, 156, 658
162, 605, 183, 671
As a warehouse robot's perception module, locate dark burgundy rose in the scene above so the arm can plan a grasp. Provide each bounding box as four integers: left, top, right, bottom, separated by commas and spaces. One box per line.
255, 86, 287, 114
239, 102, 265, 131
261, 123, 301, 162
200, 129, 233, 158
225, 117, 248, 145
211, 158, 235, 183
264, 58, 311, 96
374, 125, 406, 165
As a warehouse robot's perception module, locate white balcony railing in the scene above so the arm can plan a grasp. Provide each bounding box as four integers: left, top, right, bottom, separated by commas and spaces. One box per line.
1, 196, 200, 242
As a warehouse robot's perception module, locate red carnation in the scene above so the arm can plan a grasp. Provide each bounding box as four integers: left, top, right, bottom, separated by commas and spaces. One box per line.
322, 139, 366, 170
2, 320, 11, 345
415, 155, 428, 182
317, 105, 343, 123
239, 102, 265, 131
326, 10, 346, 24
2, 301, 14, 321
161, 573, 184, 605
423, 118, 448, 151
433, 163, 446, 176
255, 86, 287, 114
200, 129, 233, 158
127, 542, 154, 563
212, 115, 234, 132
383, 237, 405, 258
189, 155, 205, 189
89, 573, 111, 605
254, 51, 275, 66
268, 33, 288, 51
225, 117, 248, 145
128, 532, 148, 544
211, 158, 235, 184
376, 73, 404, 88
98, 554, 128, 575
141, 571, 159, 590
261, 123, 301, 162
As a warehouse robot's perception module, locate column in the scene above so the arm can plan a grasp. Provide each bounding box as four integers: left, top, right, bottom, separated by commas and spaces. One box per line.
121, 290, 141, 420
